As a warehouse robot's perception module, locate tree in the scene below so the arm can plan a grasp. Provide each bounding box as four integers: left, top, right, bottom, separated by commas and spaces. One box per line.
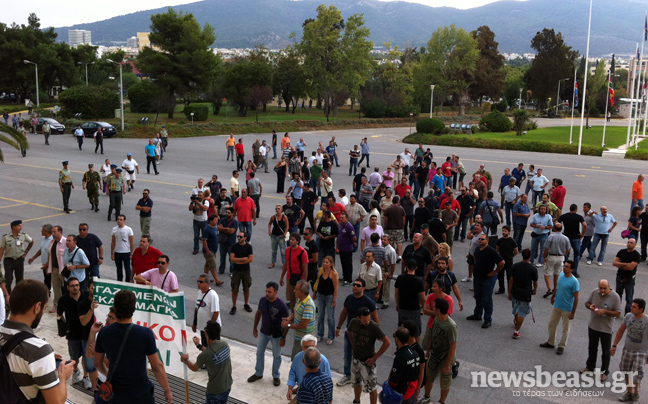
512, 109, 531, 136
417, 25, 480, 116
136, 8, 220, 118
58, 85, 120, 119
0, 123, 29, 162
503, 65, 527, 108
585, 59, 607, 126
469, 26, 505, 105
245, 85, 273, 121
273, 49, 307, 113
298, 5, 373, 120
524, 28, 579, 110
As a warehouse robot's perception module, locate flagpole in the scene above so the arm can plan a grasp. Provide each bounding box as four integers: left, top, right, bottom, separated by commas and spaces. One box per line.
602, 69, 611, 147
634, 12, 648, 146
577, 0, 593, 156
627, 43, 638, 147
569, 68, 577, 144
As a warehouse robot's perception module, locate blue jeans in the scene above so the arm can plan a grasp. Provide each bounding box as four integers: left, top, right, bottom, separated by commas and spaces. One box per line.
580, 236, 593, 258
270, 235, 286, 264
239, 221, 253, 241
87, 264, 100, 278
504, 202, 514, 226
349, 158, 358, 176
472, 276, 497, 322
616, 277, 636, 315
343, 331, 352, 376
206, 389, 231, 404
565, 238, 582, 273
588, 233, 609, 263
273, 145, 277, 158
532, 190, 543, 206
316, 294, 336, 341
631, 199, 645, 216
352, 222, 361, 252
513, 223, 526, 248
254, 332, 282, 378
193, 220, 207, 252
454, 216, 469, 240
530, 233, 548, 264
318, 245, 336, 267
358, 153, 370, 167
412, 181, 420, 199
218, 242, 234, 274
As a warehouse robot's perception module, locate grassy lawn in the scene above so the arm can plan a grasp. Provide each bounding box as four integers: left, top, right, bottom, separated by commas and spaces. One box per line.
469, 125, 629, 149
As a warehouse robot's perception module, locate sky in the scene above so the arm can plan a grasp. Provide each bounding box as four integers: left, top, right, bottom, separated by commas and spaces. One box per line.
1, 0, 511, 28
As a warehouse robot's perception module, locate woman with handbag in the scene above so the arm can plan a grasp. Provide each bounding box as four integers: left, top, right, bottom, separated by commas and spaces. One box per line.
312, 256, 339, 345
275, 157, 287, 193
627, 206, 642, 240
268, 205, 289, 268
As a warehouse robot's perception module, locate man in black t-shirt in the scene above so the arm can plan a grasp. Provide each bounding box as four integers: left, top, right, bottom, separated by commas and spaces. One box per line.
388, 327, 419, 402
57, 277, 92, 387
495, 226, 518, 294
425, 257, 464, 311
401, 233, 433, 279
214, 188, 233, 217
283, 196, 304, 233
300, 183, 318, 233
614, 239, 641, 314
229, 231, 254, 315
454, 187, 475, 241
508, 249, 538, 339
466, 235, 504, 329
353, 167, 366, 196
316, 211, 339, 266
402, 321, 426, 401
427, 211, 447, 244
558, 204, 587, 273
303, 228, 319, 287
395, 259, 426, 339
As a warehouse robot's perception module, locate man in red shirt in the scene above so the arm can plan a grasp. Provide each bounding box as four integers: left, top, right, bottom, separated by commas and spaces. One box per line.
441, 157, 453, 188
279, 233, 308, 309
395, 177, 412, 198
549, 178, 566, 210
130, 235, 162, 283
632, 174, 644, 212
234, 189, 257, 241
327, 195, 347, 222
235, 138, 245, 171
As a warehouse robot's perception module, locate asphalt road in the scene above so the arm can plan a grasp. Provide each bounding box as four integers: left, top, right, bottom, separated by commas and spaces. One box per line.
1, 126, 644, 404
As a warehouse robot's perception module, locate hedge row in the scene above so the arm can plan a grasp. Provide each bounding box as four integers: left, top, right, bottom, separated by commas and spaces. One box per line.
625, 149, 648, 160
403, 133, 604, 156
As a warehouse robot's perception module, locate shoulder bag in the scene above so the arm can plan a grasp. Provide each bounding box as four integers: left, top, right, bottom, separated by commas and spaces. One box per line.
97, 323, 134, 402
61, 248, 79, 278
218, 220, 233, 244
486, 199, 500, 226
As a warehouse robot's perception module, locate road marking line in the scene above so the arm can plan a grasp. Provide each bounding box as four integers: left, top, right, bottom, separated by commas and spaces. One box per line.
0, 203, 27, 209
0, 212, 70, 227
0, 196, 64, 211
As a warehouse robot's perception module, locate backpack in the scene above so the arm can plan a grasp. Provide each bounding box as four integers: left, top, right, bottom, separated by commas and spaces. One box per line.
1, 331, 38, 404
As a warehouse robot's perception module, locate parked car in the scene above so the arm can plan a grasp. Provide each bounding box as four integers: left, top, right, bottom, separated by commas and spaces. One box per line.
30, 118, 66, 134
70, 121, 117, 138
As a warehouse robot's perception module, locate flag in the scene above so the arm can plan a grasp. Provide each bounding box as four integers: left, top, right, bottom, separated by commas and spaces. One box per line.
574, 79, 579, 108
609, 76, 615, 107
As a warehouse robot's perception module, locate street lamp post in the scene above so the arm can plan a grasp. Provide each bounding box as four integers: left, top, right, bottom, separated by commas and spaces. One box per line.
106, 59, 124, 131
78, 61, 95, 86
518, 88, 523, 109
429, 85, 435, 118
23, 60, 39, 107
556, 78, 570, 116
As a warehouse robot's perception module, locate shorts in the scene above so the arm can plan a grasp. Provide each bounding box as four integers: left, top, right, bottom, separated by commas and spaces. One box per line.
68, 339, 84, 362
124, 171, 136, 181
231, 270, 252, 294
81, 339, 96, 372
426, 359, 453, 390
511, 299, 531, 318
204, 251, 217, 272
544, 255, 563, 276
620, 348, 647, 384
351, 359, 378, 392
386, 229, 404, 245
140, 217, 152, 236
467, 254, 474, 265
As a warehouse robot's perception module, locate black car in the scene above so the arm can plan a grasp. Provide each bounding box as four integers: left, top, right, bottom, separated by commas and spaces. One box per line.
71, 121, 117, 138
30, 118, 66, 134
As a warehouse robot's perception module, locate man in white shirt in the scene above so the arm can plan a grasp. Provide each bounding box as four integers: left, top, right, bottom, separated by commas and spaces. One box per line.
74, 125, 84, 150
189, 191, 210, 255
194, 274, 221, 346
529, 168, 549, 206
121, 153, 140, 191
400, 148, 414, 174
358, 251, 383, 304
259, 140, 269, 173
230, 171, 240, 201
111, 215, 134, 282
192, 178, 207, 195
360, 215, 384, 251
134, 254, 179, 293
320, 171, 333, 204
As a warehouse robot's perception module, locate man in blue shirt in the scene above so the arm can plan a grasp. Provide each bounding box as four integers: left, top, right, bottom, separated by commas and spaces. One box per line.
136, 189, 154, 240
540, 260, 579, 355
586, 206, 617, 266
325, 141, 339, 167
144, 139, 159, 175
529, 205, 553, 266
64, 235, 90, 291
202, 214, 224, 285
296, 137, 307, 160
511, 163, 526, 188
512, 194, 531, 248
358, 137, 370, 167
287, 335, 332, 401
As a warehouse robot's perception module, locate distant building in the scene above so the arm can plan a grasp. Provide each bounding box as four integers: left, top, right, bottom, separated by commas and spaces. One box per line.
137, 32, 151, 51
127, 36, 138, 49
68, 29, 92, 47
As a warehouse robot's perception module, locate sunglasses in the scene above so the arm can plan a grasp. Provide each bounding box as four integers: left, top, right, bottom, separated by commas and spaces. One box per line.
479, 238, 487, 241
157, 261, 167, 265
197, 280, 206, 284
352, 283, 363, 287
237, 236, 245, 239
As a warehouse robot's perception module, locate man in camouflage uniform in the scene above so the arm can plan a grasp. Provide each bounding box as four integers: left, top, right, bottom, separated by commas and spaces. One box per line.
82, 163, 101, 212
58, 161, 74, 213
107, 168, 127, 221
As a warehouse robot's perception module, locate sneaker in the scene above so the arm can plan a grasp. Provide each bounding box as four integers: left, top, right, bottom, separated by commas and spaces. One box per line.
597, 262, 603, 266
556, 347, 564, 355
396, 256, 402, 264
72, 369, 82, 383
535, 263, 542, 267
336, 375, 352, 386
244, 304, 253, 313
587, 260, 592, 265
83, 376, 92, 390
247, 374, 263, 383
539, 342, 555, 349
461, 277, 472, 282
49, 305, 57, 313
452, 360, 460, 378
230, 306, 237, 315
273, 377, 281, 386
513, 331, 521, 339
418, 396, 432, 404
618, 392, 634, 402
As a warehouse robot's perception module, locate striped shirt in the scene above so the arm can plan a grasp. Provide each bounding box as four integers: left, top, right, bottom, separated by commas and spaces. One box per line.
293, 295, 316, 341
296, 369, 334, 404
0, 320, 59, 401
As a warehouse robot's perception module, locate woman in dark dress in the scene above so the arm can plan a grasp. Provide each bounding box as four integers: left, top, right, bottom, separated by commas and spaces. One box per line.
275, 156, 287, 193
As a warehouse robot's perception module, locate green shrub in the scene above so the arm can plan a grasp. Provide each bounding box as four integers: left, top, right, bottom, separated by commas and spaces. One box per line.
481, 102, 492, 114
625, 149, 648, 160
525, 120, 538, 131
491, 99, 507, 112
58, 85, 120, 119
183, 103, 211, 121
589, 106, 600, 118
388, 104, 419, 118
361, 99, 387, 118
479, 111, 512, 133
128, 81, 167, 113
416, 118, 445, 134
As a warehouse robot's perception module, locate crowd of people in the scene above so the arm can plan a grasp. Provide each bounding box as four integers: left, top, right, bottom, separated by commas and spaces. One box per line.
2, 130, 648, 404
